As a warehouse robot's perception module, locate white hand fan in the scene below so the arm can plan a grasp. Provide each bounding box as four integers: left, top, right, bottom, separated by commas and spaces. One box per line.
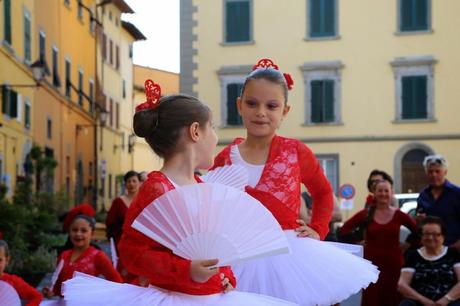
50, 259, 64, 292
200, 165, 249, 190
110, 237, 118, 268
0, 280, 21, 306
132, 183, 289, 267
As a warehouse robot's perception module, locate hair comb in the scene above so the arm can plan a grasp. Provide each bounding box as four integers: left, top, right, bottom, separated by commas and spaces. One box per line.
135, 79, 162, 113
252, 58, 294, 90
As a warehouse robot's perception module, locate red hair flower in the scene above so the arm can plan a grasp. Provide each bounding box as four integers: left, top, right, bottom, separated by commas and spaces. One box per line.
135, 79, 162, 113
252, 58, 294, 90
63, 203, 96, 232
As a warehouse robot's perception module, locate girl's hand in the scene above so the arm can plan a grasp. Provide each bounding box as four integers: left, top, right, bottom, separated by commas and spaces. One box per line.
190, 259, 219, 283
42, 287, 53, 298
295, 219, 320, 240
220, 273, 234, 293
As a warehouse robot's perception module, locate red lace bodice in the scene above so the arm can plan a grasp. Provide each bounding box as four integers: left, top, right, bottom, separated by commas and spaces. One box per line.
212, 135, 333, 239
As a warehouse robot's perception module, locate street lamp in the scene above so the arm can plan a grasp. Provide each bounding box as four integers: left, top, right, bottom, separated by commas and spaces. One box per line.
1, 59, 46, 88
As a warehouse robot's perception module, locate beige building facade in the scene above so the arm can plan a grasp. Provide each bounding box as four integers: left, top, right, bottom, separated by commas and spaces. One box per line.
181, 0, 460, 216
132, 65, 179, 173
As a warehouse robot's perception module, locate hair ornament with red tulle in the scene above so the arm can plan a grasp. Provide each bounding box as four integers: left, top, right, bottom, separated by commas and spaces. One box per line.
252, 58, 294, 90
135, 79, 162, 113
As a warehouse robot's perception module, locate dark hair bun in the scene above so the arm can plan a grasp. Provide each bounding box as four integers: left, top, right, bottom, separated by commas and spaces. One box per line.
133, 109, 159, 138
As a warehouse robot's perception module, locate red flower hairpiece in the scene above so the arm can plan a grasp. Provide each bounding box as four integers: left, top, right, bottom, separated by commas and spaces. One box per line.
62, 203, 95, 232
135, 79, 162, 113
252, 58, 294, 90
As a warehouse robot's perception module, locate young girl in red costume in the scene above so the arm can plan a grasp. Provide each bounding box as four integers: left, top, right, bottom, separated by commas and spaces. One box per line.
211, 58, 380, 306
42, 204, 122, 302
61, 80, 295, 305
0, 240, 43, 305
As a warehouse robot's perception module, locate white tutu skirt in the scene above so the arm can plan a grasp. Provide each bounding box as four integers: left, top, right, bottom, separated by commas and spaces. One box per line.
62, 272, 297, 306
233, 230, 379, 306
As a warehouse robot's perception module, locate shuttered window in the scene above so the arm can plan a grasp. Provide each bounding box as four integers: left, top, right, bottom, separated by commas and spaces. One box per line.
4, 0, 12, 44
309, 0, 336, 38
225, 0, 251, 43
400, 0, 429, 32
401, 75, 427, 119
24, 10, 31, 61
1, 87, 18, 118
311, 80, 334, 123
226, 83, 243, 126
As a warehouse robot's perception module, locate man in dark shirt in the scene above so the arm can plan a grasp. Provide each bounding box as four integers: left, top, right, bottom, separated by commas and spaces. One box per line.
417, 154, 460, 251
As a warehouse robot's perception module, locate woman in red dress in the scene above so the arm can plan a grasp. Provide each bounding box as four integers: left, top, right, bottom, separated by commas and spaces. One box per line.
106, 170, 140, 280
341, 179, 417, 306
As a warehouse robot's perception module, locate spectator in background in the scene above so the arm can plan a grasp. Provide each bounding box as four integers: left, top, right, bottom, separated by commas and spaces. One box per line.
365, 169, 398, 209
341, 179, 417, 306
106, 170, 141, 280
417, 155, 460, 251
398, 216, 460, 306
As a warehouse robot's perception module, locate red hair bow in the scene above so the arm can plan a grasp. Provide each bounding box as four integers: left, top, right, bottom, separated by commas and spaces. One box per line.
62, 203, 96, 232
135, 79, 162, 113
252, 58, 294, 90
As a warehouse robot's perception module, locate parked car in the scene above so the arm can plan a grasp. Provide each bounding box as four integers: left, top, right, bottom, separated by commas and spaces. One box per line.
395, 193, 419, 208
400, 200, 418, 243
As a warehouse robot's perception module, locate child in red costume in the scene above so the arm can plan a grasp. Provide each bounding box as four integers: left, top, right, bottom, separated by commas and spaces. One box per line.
0, 240, 43, 306
211, 58, 380, 306
42, 207, 122, 300
61, 80, 294, 306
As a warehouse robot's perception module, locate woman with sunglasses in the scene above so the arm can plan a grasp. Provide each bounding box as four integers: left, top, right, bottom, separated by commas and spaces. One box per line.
398, 216, 460, 306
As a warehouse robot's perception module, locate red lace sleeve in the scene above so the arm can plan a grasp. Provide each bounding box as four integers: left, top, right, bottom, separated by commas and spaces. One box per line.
118, 172, 232, 294
210, 144, 233, 170
297, 142, 333, 240
340, 209, 368, 235
95, 251, 123, 283
6, 274, 43, 306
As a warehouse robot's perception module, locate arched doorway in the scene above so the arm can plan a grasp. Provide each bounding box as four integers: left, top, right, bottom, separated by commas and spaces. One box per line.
394, 142, 434, 193
401, 149, 429, 193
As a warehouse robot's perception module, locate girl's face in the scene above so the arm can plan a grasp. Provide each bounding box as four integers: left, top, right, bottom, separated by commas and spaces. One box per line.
69, 218, 94, 250
237, 78, 290, 139
373, 181, 393, 205
195, 117, 218, 170
125, 175, 140, 195
0, 247, 9, 276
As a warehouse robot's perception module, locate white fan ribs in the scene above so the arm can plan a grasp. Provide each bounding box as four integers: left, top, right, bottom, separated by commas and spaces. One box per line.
132, 183, 290, 267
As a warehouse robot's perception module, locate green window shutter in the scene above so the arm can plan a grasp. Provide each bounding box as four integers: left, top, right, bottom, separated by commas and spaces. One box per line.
309, 0, 321, 37
10, 90, 18, 118
311, 80, 322, 122
414, 76, 427, 118
402, 76, 427, 119
416, 0, 428, 30
2, 86, 9, 114
323, 0, 336, 36
4, 0, 12, 44
226, 1, 250, 42
226, 83, 243, 125
25, 102, 30, 129
24, 14, 31, 61
324, 80, 335, 122
401, 0, 428, 31
310, 0, 335, 37
311, 80, 335, 123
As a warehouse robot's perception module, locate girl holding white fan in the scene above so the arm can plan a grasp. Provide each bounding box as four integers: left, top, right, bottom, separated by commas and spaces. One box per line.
211, 58, 380, 306
62, 80, 295, 306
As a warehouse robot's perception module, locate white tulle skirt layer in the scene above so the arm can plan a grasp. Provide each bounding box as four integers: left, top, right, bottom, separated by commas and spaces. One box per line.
233, 230, 379, 306
62, 272, 297, 306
